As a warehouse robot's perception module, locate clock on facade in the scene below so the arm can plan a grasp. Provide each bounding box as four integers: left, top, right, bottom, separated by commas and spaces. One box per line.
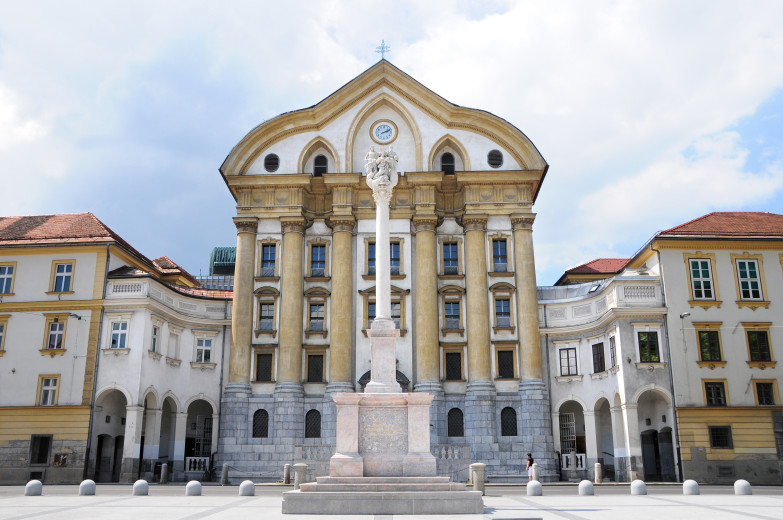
370, 120, 398, 144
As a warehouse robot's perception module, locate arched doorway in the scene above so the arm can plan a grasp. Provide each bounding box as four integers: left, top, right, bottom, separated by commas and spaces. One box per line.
158, 397, 177, 472
558, 400, 585, 478
92, 389, 127, 482
594, 398, 615, 481
637, 390, 676, 481
184, 399, 214, 477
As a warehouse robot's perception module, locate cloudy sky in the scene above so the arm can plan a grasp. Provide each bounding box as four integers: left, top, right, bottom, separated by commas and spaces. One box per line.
1, 1, 782, 285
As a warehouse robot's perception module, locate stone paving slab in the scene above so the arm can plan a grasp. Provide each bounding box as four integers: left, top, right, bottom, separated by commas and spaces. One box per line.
0, 485, 781, 519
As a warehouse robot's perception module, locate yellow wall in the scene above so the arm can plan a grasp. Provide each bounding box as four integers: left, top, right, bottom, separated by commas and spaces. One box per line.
677, 407, 779, 461
0, 406, 90, 443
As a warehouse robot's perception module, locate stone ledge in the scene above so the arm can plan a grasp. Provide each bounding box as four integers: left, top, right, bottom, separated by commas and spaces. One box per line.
281, 489, 484, 515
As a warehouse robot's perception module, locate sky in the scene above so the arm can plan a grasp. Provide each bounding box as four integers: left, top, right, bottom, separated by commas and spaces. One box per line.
1, 1, 782, 285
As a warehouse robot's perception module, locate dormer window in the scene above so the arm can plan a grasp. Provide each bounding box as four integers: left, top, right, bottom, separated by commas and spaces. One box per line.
314, 154, 328, 176
441, 152, 455, 175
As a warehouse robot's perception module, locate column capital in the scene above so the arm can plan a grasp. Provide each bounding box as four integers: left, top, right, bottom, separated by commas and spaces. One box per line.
412, 215, 438, 233
583, 410, 597, 417
233, 216, 258, 234
329, 216, 355, 233
280, 217, 307, 234
462, 214, 488, 232
511, 213, 536, 231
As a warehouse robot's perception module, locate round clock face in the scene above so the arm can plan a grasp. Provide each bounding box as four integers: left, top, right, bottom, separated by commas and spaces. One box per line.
371, 120, 397, 144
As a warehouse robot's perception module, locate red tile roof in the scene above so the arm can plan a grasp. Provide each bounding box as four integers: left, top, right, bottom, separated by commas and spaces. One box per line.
564, 258, 630, 275
659, 212, 783, 238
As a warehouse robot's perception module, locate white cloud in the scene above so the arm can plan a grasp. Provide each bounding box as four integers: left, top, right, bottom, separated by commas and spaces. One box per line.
0, 84, 49, 149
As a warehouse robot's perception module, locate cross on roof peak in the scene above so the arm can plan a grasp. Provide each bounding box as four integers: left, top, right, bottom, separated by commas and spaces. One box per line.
375, 40, 390, 60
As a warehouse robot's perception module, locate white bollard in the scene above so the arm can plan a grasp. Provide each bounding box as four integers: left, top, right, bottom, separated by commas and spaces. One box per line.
469, 463, 486, 496
160, 463, 168, 484
24, 480, 42, 496
531, 462, 540, 482
79, 479, 96, 495
185, 480, 202, 496
132, 480, 149, 496
630, 479, 647, 495
683, 479, 699, 495
239, 480, 255, 496
594, 462, 602, 484
293, 463, 308, 490
526, 480, 543, 496
220, 463, 229, 486
734, 479, 752, 495
578, 479, 594, 495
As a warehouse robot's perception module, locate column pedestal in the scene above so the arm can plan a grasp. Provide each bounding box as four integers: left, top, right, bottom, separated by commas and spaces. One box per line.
519, 380, 555, 479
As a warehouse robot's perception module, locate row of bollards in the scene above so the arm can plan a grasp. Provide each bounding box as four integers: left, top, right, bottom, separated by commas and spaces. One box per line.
24, 479, 258, 497
524, 478, 753, 496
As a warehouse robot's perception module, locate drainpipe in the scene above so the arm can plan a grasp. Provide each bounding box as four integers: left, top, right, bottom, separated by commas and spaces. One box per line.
650, 243, 683, 482
83, 244, 111, 480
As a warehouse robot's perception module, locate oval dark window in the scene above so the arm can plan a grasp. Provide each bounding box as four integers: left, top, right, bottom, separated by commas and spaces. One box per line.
264, 153, 280, 172
314, 154, 328, 176
487, 150, 503, 168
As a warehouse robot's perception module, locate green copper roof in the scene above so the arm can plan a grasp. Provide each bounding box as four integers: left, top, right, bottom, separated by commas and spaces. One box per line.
209, 246, 236, 275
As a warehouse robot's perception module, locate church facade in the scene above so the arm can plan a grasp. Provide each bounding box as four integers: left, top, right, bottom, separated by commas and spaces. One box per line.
217, 60, 556, 481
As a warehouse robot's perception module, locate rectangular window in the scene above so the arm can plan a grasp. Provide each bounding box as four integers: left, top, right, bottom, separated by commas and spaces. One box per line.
495, 298, 511, 327
592, 342, 605, 373
443, 242, 458, 275
39, 377, 58, 406
151, 325, 160, 353
307, 354, 324, 383
0, 264, 14, 294
492, 239, 508, 272
309, 304, 324, 331
444, 301, 460, 330
256, 353, 273, 382
30, 435, 52, 465
390, 241, 400, 275
709, 426, 733, 449
638, 331, 660, 362
110, 322, 128, 349
747, 330, 771, 361
690, 259, 714, 300
195, 338, 212, 363
259, 303, 274, 331
559, 347, 577, 376
261, 244, 276, 277
53, 262, 73, 292
445, 351, 462, 380
698, 330, 722, 361
705, 381, 727, 406
391, 301, 401, 329
609, 336, 617, 368
311, 245, 326, 277
497, 349, 514, 379
367, 242, 376, 275
756, 382, 776, 406
737, 259, 762, 300
168, 334, 180, 359
0, 322, 5, 351
47, 319, 65, 349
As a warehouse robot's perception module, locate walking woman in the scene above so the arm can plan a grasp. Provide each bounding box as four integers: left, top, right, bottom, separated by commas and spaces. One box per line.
525, 453, 534, 481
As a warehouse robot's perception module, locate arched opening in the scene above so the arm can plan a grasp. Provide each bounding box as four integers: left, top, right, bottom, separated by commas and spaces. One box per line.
158, 397, 177, 476
447, 408, 464, 437
313, 154, 328, 176
500, 407, 517, 436
305, 410, 321, 438
185, 399, 213, 476
558, 400, 585, 479
253, 409, 269, 438
91, 389, 127, 482
594, 398, 615, 481
441, 152, 455, 175
637, 390, 676, 481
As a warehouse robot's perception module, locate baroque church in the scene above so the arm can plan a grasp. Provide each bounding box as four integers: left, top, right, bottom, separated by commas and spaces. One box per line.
217, 60, 555, 480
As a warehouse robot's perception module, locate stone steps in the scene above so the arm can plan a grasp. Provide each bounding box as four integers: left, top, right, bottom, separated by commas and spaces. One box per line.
315, 476, 451, 484
300, 482, 466, 492
282, 489, 484, 515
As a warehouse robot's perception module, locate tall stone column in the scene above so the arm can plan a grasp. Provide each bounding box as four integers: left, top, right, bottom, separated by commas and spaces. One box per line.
228, 216, 258, 384
172, 412, 189, 477
463, 215, 492, 384
621, 403, 642, 481
327, 216, 355, 389
610, 405, 628, 481
583, 410, 599, 480
511, 213, 542, 381
323, 216, 356, 442
462, 214, 496, 456
120, 405, 145, 483
142, 408, 162, 461
412, 215, 443, 445
277, 217, 306, 391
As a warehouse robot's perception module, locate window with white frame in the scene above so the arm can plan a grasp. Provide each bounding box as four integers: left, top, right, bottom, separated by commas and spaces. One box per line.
39, 376, 58, 406
609, 336, 617, 367
492, 238, 508, 273
52, 262, 73, 292
0, 319, 6, 352
195, 338, 212, 363
47, 319, 65, 349
689, 259, 715, 300
559, 346, 578, 376
443, 242, 459, 275
151, 325, 160, 353
0, 264, 15, 294
736, 259, 762, 300
260, 243, 276, 277
310, 244, 326, 277
110, 321, 128, 349
637, 330, 660, 363
592, 342, 605, 373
